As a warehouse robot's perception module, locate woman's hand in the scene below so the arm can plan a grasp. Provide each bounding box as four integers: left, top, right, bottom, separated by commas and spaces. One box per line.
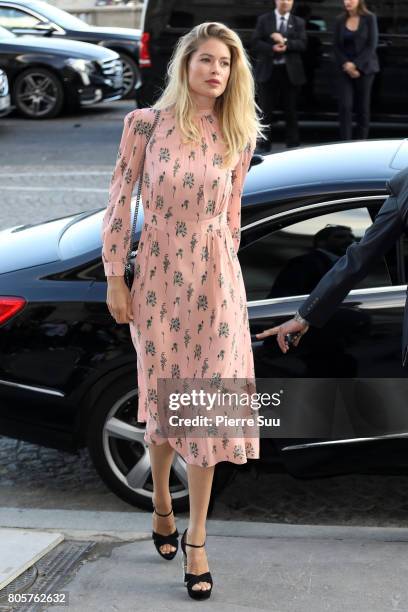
343, 62, 360, 78
106, 276, 134, 324
349, 68, 361, 78
255, 318, 309, 353
343, 61, 357, 73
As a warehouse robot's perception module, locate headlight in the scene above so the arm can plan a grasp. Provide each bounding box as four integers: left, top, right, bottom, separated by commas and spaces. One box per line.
0, 72, 9, 96
65, 58, 96, 85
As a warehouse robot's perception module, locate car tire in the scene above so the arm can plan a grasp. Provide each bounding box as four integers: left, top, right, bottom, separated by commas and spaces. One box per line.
86, 371, 190, 511
85, 371, 235, 512
13, 67, 64, 119
118, 53, 138, 99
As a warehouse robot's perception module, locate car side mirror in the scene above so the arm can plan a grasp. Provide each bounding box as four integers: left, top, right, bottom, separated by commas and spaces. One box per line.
34, 21, 56, 35
249, 154, 264, 169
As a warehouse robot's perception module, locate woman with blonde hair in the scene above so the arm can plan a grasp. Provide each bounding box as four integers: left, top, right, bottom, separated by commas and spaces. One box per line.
101, 21, 265, 600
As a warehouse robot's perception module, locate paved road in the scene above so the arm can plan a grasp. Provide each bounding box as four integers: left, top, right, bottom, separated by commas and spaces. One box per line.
3, 433, 408, 527
1, 100, 405, 230
1, 101, 408, 524
0, 100, 136, 230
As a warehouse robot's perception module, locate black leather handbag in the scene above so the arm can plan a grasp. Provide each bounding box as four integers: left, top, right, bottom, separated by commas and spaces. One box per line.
124, 108, 161, 290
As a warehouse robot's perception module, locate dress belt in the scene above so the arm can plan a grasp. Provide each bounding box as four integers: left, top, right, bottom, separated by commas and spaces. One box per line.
143, 207, 228, 235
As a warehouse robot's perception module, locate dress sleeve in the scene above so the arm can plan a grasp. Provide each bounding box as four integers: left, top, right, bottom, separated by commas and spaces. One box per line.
101, 108, 153, 276
227, 137, 256, 254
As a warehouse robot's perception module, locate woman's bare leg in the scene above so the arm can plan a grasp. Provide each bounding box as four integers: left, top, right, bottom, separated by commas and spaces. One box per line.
185, 464, 215, 591
149, 441, 176, 554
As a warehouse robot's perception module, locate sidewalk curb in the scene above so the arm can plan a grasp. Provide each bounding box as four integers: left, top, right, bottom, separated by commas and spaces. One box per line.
2, 508, 408, 543
0, 529, 64, 591
0, 525, 150, 543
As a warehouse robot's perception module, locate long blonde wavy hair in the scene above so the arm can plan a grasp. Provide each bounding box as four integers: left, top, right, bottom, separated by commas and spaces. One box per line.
152, 22, 267, 169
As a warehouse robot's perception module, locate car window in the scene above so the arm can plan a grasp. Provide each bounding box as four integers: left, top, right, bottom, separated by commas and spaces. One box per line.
294, 1, 341, 32
0, 7, 43, 28
159, 0, 397, 35
388, 0, 408, 34
239, 205, 392, 302
167, 0, 275, 30
0, 23, 14, 38
22, 2, 88, 30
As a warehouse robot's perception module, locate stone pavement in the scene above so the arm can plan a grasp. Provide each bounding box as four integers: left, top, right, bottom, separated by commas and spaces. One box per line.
4, 436, 408, 526
0, 165, 112, 231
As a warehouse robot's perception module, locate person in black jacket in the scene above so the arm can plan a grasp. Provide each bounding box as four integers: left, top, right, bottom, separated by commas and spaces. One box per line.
334, 0, 380, 140
255, 167, 408, 366
251, 0, 307, 150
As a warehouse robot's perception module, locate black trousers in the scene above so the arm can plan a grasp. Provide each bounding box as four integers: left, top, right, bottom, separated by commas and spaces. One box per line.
336, 71, 375, 140
257, 64, 300, 146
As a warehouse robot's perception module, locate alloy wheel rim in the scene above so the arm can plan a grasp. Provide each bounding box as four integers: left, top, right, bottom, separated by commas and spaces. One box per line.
17, 72, 58, 117
102, 388, 188, 503
120, 58, 135, 96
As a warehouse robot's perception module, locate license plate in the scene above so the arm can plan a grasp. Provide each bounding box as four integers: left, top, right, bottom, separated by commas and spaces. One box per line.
0, 94, 10, 111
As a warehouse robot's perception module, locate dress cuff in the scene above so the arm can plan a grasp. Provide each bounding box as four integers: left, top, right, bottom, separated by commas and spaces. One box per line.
103, 261, 125, 276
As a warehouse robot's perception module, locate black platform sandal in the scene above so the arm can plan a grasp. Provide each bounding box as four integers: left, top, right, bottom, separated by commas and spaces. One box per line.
152, 505, 179, 560
181, 528, 213, 600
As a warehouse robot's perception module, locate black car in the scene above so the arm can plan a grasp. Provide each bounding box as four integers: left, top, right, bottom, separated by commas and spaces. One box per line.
0, 25, 123, 118
0, 66, 11, 115
137, 0, 408, 121
0, 0, 140, 98
1, 139, 408, 512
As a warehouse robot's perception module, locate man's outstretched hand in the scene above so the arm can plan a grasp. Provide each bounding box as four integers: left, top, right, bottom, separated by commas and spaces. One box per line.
255, 318, 309, 353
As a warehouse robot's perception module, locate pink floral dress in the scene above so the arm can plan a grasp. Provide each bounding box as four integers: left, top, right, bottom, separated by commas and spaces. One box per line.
101, 106, 260, 467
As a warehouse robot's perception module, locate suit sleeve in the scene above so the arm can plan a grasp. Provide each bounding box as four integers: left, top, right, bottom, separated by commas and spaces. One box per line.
286, 18, 307, 53
353, 14, 379, 72
298, 194, 405, 327
101, 108, 152, 276
227, 137, 256, 254
251, 15, 275, 58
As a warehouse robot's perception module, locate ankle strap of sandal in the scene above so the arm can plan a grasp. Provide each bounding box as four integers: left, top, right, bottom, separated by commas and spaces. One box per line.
153, 507, 173, 517
184, 539, 205, 548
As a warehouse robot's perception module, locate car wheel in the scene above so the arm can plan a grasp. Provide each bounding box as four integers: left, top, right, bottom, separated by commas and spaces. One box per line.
86, 372, 190, 511
119, 53, 138, 99
13, 67, 64, 119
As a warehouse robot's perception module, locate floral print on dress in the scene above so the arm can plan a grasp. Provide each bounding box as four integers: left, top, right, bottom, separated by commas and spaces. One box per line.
101, 106, 259, 467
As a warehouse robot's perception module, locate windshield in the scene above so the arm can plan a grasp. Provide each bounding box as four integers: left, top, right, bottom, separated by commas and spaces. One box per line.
25, 1, 89, 30
0, 24, 16, 38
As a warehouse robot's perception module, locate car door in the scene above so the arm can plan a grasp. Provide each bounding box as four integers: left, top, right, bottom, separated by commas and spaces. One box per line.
240, 194, 408, 475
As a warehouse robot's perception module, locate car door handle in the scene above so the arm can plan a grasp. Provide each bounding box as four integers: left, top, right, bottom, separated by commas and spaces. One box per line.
251, 332, 271, 345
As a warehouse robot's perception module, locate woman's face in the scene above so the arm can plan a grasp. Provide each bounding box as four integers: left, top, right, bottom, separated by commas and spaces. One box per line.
187, 37, 231, 105
344, 0, 360, 13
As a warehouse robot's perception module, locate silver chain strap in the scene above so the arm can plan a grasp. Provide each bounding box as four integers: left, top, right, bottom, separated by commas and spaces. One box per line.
125, 108, 161, 272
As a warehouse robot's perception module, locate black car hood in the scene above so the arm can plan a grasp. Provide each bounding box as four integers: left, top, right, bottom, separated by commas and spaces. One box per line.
0, 214, 78, 273
0, 34, 117, 60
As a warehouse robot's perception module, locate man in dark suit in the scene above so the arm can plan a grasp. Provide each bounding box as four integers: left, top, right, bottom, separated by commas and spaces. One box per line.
255, 167, 408, 365
252, 0, 307, 150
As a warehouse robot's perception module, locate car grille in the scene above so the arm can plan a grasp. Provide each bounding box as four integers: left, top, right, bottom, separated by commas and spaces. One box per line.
99, 58, 123, 89
0, 72, 9, 96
